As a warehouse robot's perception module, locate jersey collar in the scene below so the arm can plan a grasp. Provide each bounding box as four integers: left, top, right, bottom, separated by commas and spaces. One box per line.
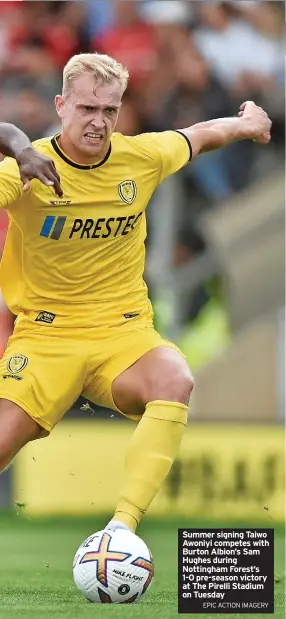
51, 134, 112, 170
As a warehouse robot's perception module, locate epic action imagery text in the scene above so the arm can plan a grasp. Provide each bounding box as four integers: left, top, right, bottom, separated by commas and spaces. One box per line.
178, 529, 274, 614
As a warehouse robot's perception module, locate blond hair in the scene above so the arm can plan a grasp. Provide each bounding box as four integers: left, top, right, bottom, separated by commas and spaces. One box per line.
63, 53, 129, 95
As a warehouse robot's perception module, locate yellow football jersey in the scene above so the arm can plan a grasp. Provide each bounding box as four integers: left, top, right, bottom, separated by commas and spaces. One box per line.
0, 130, 191, 329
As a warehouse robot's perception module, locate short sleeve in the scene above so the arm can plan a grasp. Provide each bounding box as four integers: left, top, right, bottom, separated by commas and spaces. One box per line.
130, 130, 192, 183
0, 157, 23, 209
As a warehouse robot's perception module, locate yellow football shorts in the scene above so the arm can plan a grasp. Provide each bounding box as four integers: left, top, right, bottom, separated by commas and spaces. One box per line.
0, 316, 181, 432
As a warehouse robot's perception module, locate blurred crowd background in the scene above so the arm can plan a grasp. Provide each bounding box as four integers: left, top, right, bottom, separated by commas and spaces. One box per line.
0, 1, 284, 179
0, 0, 284, 412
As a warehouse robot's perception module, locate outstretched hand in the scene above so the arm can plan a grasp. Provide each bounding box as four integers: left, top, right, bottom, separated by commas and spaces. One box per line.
238, 101, 272, 144
16, 147, 64, 197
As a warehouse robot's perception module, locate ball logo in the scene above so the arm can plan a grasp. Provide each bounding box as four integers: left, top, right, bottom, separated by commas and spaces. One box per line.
118, 584, 130, 595
118, 180, 137, 204
7, 354, 28, 374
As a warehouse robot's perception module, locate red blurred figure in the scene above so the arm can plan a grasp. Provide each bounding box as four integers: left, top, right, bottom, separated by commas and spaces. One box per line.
5, 1, 84, 70
94, 1, 159, 88
0, 211, 14, 358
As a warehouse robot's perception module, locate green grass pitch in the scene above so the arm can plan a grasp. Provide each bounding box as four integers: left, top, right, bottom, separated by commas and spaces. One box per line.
0, 513, 284, 619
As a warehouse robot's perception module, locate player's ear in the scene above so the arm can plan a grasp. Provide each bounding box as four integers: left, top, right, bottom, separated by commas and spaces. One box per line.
55, 95, 65, 118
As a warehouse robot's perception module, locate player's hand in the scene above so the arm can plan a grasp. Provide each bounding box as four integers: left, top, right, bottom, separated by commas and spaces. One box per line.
238, 101, 272, 144
16, 147, 64, 196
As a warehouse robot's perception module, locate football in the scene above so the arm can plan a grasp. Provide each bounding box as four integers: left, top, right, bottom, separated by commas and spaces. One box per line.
73, 528, 154, 603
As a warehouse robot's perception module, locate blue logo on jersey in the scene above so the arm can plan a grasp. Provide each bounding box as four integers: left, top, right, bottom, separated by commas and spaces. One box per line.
40, 216, 67, 240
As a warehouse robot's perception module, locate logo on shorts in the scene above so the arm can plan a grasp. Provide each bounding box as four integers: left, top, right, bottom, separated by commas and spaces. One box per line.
118, 181, 137, 204
7, 354, 28, 374
35, 311, 56, 324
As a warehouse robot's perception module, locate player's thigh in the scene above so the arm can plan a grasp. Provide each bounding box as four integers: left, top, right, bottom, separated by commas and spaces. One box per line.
0, 325, 86, 433
82, 329, 189, 419
0, 398, 42, 468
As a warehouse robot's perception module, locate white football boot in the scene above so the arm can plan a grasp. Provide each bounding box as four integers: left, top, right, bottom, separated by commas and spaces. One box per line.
104, 519, 132, 533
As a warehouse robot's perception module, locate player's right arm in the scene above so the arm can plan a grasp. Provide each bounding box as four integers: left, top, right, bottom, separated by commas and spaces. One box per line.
0, 122, 63, 198
181, 101, 272, 158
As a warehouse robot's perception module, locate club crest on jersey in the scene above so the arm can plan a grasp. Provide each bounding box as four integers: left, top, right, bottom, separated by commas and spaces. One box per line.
118, 180, 137, 204
7, 354, 28, 374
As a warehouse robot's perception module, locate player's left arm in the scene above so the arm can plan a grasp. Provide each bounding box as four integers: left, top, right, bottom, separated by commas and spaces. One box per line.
181, 101, 272, 159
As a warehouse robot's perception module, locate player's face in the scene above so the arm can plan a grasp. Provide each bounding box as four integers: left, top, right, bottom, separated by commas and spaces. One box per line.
55, 75, 123, 163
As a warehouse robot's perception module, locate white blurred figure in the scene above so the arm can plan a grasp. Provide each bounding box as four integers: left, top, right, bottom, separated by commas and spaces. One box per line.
140, 0, 193, 25
193, 2, 282, 97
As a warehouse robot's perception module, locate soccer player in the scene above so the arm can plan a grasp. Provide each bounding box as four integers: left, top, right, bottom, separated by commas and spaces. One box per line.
0, 54, 271, 533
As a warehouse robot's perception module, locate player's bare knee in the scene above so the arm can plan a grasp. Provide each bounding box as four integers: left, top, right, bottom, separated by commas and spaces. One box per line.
162, 371, 194, 405
176, 372, 194, 404
146, 367, 194, 406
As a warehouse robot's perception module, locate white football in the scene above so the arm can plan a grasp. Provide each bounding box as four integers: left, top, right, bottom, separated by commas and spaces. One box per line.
73, 528, 154, 604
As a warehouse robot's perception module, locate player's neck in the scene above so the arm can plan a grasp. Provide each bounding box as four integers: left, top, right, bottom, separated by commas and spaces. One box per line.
57, 134, 110, 166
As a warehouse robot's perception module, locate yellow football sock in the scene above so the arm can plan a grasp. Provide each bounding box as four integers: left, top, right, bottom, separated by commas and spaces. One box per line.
113, 400, 188, 532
